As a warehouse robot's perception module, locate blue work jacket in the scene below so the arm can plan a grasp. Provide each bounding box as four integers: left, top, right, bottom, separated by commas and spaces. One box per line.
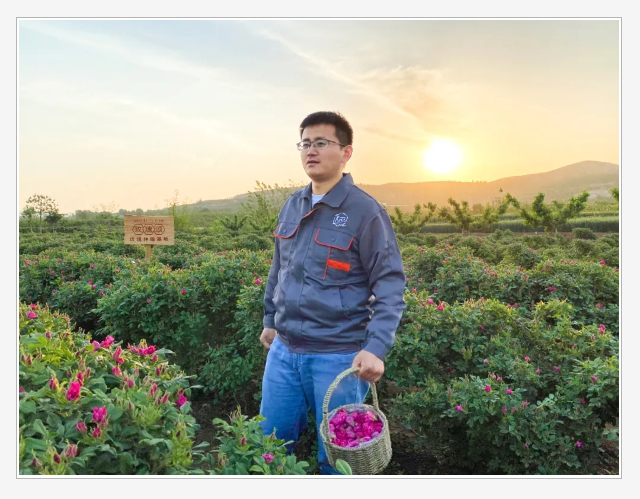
263, 172, 406, 361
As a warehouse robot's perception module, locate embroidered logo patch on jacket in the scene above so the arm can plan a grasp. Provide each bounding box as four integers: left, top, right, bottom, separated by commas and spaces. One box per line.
332, 213, 348, 227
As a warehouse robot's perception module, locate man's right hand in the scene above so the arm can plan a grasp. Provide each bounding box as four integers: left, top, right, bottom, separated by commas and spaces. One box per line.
260, 328, 278, 350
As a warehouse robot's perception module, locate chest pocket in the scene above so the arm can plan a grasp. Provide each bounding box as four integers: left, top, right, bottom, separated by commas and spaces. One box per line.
310, 227, 355, 282
274, 222, 299, 268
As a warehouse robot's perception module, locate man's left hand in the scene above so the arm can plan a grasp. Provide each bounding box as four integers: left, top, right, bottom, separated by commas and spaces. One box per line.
352, 350, 384, 383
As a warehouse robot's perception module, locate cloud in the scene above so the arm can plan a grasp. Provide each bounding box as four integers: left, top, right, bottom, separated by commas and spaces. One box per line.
355, 65, 473, 133
247, 24, 472, 134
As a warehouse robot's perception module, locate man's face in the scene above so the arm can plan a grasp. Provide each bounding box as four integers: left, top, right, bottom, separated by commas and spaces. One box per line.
300, 124, 352, 182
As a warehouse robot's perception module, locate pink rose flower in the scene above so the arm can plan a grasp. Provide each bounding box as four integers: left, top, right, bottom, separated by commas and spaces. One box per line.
576, 441, 583, 448
27, 311, 37, 320
93, 406, 108, 424
484, 385, 491, 393
262, 453, 274, 464
506, 388, 513, 395
76, 421, 87, 432
65, 444, 78, 458
66, 381, 81, 401
176, 392, 187, 408
456, 405, 463, 412
181, 288, 186, 295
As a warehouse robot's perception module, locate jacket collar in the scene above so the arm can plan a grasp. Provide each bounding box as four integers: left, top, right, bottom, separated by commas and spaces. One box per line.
301, 173, 354, 208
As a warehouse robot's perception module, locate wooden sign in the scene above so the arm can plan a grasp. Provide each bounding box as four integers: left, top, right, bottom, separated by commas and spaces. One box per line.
124, 216, 175, 246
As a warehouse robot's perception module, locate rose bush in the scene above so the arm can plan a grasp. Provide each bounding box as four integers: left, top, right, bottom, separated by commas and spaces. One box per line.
19, 303, 200, 475
384, 295, 619, 474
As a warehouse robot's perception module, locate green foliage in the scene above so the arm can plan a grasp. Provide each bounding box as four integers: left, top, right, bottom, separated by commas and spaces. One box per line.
18, 303, 200, 475
165, 191, 193, 231
25, 194, 60, 233
572, 228, 597, 240
438, 198, 474, 234
240, 180, 303, 236
18, 207, 619, 475
388, 203, 438, 235
610, 187, 619, 203
385, 297, 619, 474
205, 407, 309, 475
507, 191, 590, 234
219, 214, 247, 237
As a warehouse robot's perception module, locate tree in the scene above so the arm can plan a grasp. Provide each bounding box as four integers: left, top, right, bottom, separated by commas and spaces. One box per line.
92, 202, 118, 221
45, 209, 64, 225
470, 196, 512, 232
219, 214, 247, 237
240, 180, 305, 235
24, 194, 58, 233
438, 198, 474, 235
610, 187, 619, 203
506, 191, 590, 234
165, 191, 192, 231
20, 206, 36, 233
471, 203, 484, 215
388, 203, 438, 235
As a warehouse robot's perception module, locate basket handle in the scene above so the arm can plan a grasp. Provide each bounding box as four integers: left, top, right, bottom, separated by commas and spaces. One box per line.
322, 366, 380, 443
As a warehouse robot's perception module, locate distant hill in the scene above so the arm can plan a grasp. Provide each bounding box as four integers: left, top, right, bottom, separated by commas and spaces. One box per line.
157, 160, 619, 214
357, 161, 619, 209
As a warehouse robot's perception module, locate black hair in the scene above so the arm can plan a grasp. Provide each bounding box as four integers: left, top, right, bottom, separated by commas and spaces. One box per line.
299, 111, 353, 147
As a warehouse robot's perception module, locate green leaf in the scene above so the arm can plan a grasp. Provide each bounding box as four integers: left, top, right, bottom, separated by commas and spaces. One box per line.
20, 400, 36, 414
250, 465, 264, 474
32, 419, 48, 438
107, 405, 124, 421
335, 459, 353, 475
25, 437, 48, 452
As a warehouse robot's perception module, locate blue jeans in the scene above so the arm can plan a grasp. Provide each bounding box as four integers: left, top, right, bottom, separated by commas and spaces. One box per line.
259, 335, 370, 475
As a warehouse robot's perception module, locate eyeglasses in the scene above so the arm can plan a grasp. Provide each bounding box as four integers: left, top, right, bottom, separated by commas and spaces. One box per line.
296, 139, 347, 152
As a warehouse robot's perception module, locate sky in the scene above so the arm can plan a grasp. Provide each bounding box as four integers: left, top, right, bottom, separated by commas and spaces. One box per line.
18, 19, 619, 214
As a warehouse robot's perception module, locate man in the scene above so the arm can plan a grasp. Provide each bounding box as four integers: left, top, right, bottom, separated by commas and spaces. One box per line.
258, 111, 406, 475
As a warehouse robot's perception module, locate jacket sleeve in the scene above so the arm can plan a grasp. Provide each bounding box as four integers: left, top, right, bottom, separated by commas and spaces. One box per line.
263, 236, 280, 329
357, 207, 406, 361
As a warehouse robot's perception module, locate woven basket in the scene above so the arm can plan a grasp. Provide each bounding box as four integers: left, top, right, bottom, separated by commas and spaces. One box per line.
319, 366, 392, 475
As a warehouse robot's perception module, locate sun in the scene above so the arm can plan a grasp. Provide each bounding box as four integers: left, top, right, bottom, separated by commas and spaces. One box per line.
423, 138, 463, 174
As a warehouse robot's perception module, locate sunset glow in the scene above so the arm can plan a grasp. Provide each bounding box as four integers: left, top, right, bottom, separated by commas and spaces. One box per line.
423, 139, 463, 174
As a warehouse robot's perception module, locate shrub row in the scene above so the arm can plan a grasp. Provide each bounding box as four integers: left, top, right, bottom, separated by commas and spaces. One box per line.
383, 297, 619, 474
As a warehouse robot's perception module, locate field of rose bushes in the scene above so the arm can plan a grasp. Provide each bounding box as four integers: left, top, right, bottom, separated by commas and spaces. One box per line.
19, 226, 619, 475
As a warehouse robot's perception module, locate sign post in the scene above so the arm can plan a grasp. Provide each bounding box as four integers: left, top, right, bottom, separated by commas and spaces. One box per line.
123, 216, 175, 260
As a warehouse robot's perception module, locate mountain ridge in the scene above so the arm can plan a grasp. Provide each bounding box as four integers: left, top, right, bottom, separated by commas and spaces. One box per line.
188, 160, 619, 213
